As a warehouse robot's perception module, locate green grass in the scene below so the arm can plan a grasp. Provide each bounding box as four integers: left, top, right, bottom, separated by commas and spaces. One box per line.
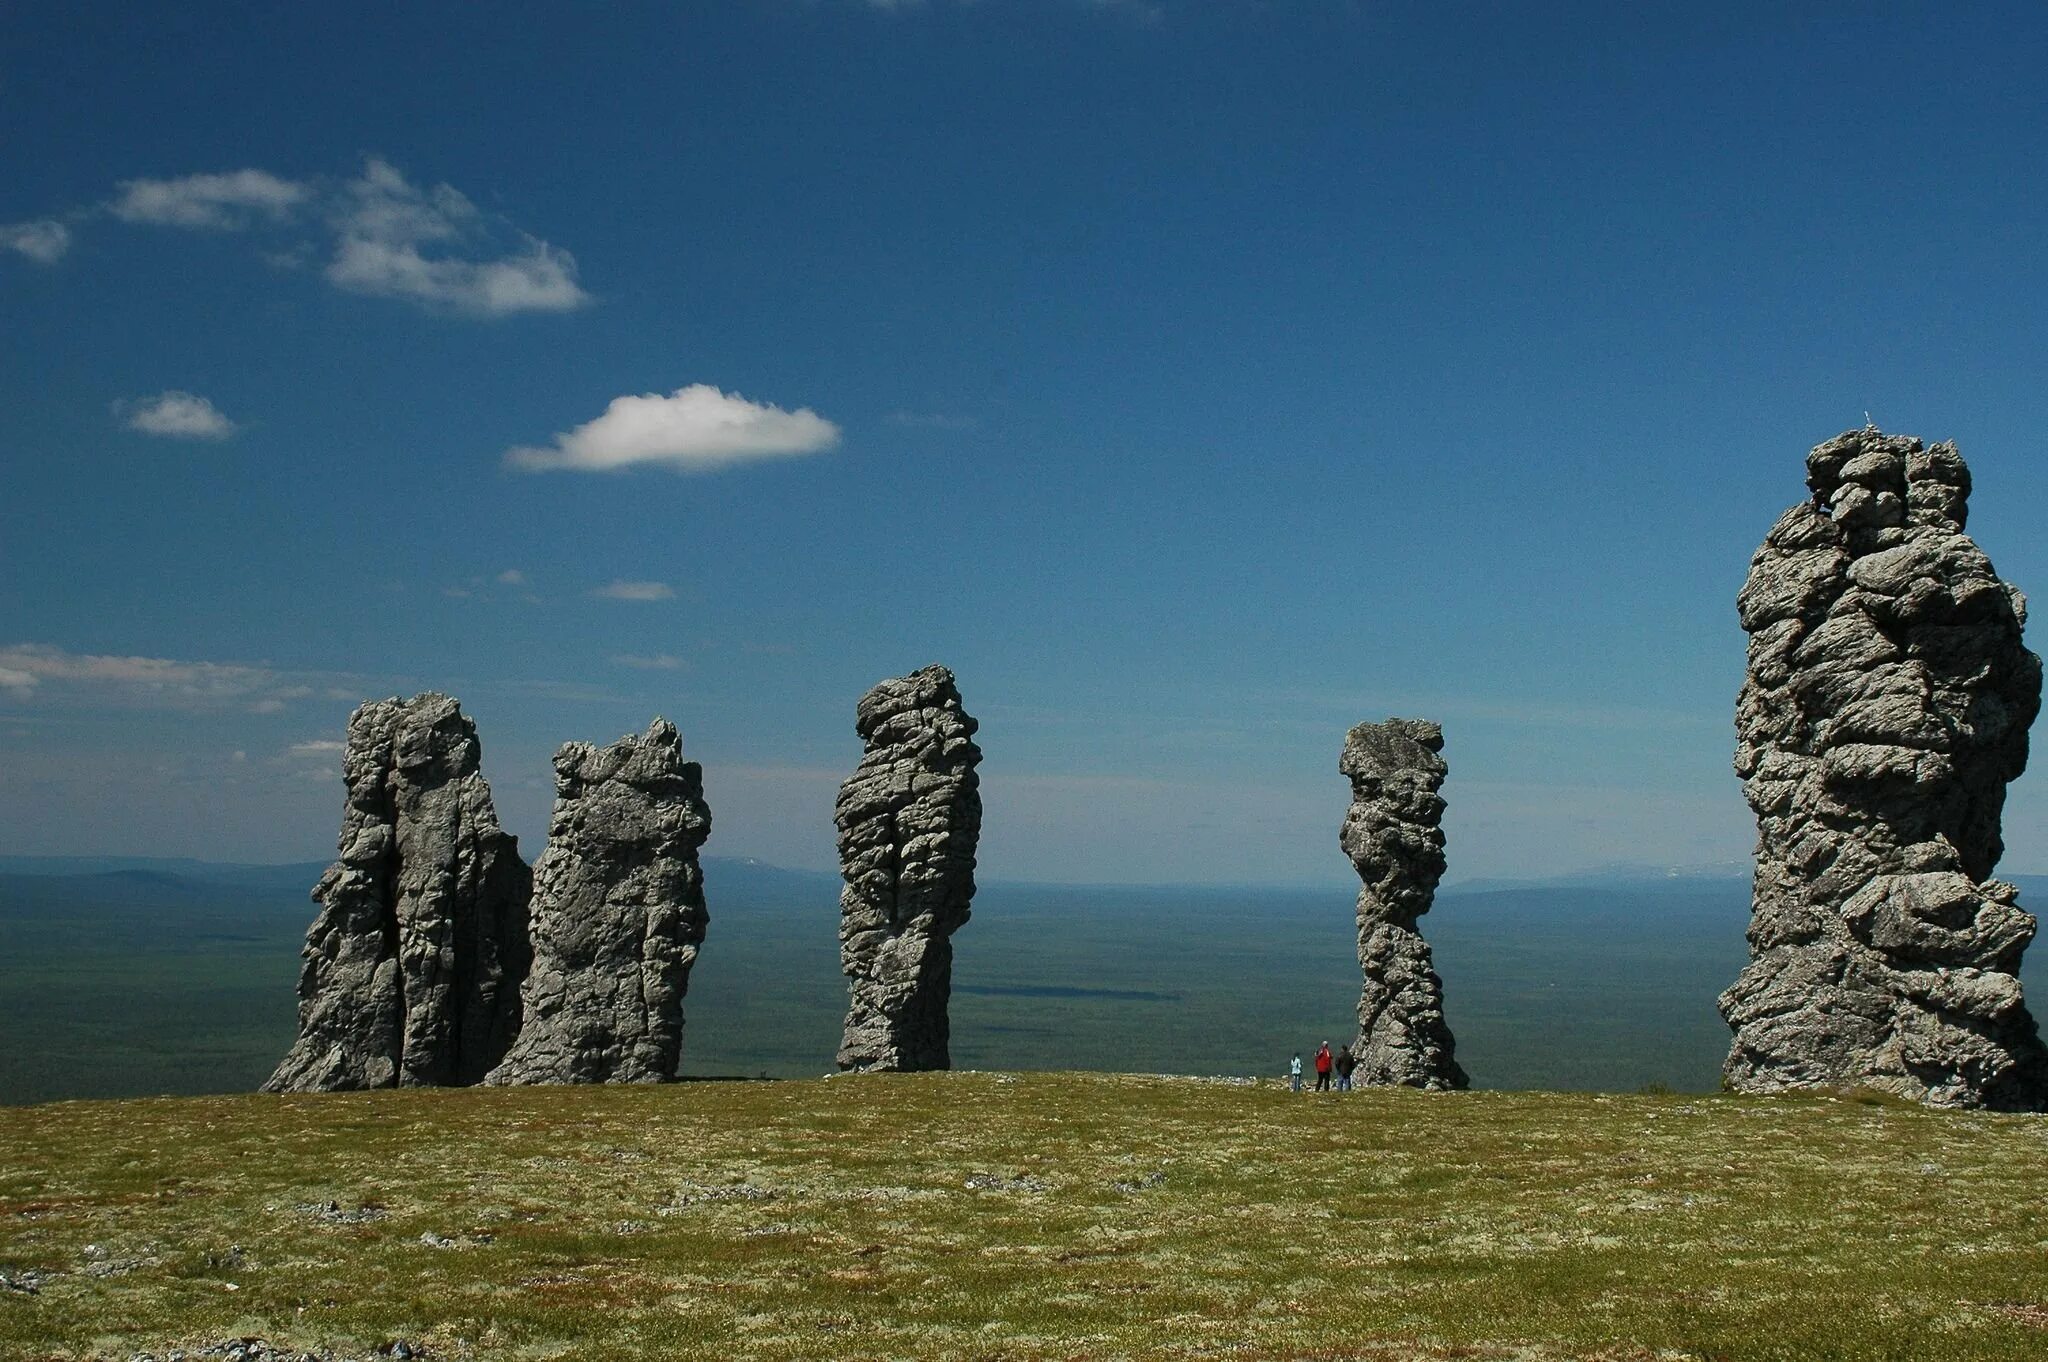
5, 1073, 2048, 1360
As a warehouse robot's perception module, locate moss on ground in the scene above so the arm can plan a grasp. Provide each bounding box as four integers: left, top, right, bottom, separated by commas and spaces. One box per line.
2, 1072, 2046, 1360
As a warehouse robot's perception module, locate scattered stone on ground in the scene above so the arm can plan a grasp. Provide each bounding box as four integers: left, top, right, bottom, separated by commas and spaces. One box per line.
265, 692, 531, 1093
122, 1340, 429, 1362
1724, 427, 2048, 1109
295, 1200, 388, 1225
835, 664, 984, 1073
0, 1267, 44, 1294
1339, 717, 1468, 1090
485, 718, 712, 1085
964, 1172, 1050, 1192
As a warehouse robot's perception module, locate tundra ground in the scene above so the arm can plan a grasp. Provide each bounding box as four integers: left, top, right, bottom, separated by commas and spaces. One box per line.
3, 1073, 2046, 1360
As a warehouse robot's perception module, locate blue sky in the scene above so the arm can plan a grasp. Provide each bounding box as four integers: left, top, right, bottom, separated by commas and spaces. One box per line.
4, 1, 2047, 885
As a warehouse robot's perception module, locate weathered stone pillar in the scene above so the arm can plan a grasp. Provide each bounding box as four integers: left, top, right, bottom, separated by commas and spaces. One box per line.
1724, 427, 2047, 1109
265, 693, 530, 1091
485, 718, 711, 1085
836, 665, 983, 1072
1340, 718, 1466, 1090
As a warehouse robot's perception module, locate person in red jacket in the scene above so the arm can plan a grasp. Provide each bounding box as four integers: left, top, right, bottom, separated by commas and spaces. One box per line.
1313, 1041, 1333, 1092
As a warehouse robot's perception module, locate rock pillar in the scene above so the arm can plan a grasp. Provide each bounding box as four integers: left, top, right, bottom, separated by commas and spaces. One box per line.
266, 693, 530, 1091
1724, 427, 2047, 1109
836, 665, 983, 1072
1340, 718, 1466, 1090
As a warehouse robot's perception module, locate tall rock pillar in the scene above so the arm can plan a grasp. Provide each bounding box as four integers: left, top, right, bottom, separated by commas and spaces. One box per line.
485, 719, 712, 1085
835, 665, 983, 1072
265, 693, 531, 1092
1724, 427, 2047, 1109
1340, 718, 1467, 1090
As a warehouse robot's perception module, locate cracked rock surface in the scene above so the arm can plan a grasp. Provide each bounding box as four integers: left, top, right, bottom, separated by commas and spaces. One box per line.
1724, 427, 2048, 1109
836, 665, 983, 1072
1340, 718, 1467, 1090
485, 719, 711, 1085
265, 693, 531, 1092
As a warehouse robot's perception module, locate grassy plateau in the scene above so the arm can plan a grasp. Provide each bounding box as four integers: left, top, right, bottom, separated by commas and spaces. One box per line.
4, 1073, 2048, 1361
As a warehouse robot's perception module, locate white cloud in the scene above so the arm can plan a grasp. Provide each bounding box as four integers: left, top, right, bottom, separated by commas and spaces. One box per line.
0, 643, 318, 710
508, 384, 841, 474
496, 569, 527, 586
591, 580, 676, 602
0, 219, 69, 264
12, 158, 587, 320
118, 391, 238, 440
288, 739, 346, 758
612, 653, 686, 670
110, 169, 309, 230
324, 158, 590, 317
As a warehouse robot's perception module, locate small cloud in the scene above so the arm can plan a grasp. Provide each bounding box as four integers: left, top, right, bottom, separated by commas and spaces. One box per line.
508, 384, 841, 474
11, 157, 589, 321
887, 410, 978, 430
442, 586, 473, 599
231, 750, 247, 763
0, 219, 69, 264
496, 569, 527, 586
612, 653, 686, 670
287, 739, 346, 758
590, 580, 676, 602
117, 391, 237, 441
0, 642, 340, 712
110, 169, 309, 230
325, 158, 590, 317
262, 242, 316, 271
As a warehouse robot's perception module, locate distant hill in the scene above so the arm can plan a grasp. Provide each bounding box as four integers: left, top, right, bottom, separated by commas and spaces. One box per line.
4, 855, 2047, 1106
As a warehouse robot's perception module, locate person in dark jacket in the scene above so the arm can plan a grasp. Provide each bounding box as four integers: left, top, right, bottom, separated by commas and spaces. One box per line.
1334, 1044, 1357, 1092
1313, 1041, 1334, 1091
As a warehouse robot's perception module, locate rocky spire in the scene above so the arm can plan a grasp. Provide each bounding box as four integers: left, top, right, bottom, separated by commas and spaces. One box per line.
264, 693, 531, 1092
1724, 427, 2048, 1109
484, 719, 712, 1085
1340, 718, 1466, 1090
835, 664, 983, 1073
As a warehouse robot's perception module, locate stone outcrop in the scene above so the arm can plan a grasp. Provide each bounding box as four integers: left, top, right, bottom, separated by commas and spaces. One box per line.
265, 693, 531, 1092
1724, 427, 2047, 1110
484, 719, 712, 1085
836, 665, 983, 1072
1340, 718, 1467, 1090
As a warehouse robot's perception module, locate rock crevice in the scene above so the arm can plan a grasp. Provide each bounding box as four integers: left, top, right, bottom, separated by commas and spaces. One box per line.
836, 664, 983, 1073
1340, 718, 1466, 1090
1724, 427, 2048, 1109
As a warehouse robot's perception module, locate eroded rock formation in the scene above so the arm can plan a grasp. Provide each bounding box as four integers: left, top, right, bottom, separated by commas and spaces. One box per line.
1724, 427, 2048, 1109
1340, 718, 1466, 1090
265, 693, 531, 1092
836, 664, 983, 1072
485, 719, 712, 1085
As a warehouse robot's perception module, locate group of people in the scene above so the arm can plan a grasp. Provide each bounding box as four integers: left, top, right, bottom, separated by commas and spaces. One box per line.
1289, 1041, 1356, 1092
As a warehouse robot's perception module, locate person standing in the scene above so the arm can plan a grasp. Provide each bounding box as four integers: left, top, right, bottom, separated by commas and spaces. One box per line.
1314, 1041, 1333, 1092
1289, 1052, 1303, 1092
1334, 1044, 1356, 1092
